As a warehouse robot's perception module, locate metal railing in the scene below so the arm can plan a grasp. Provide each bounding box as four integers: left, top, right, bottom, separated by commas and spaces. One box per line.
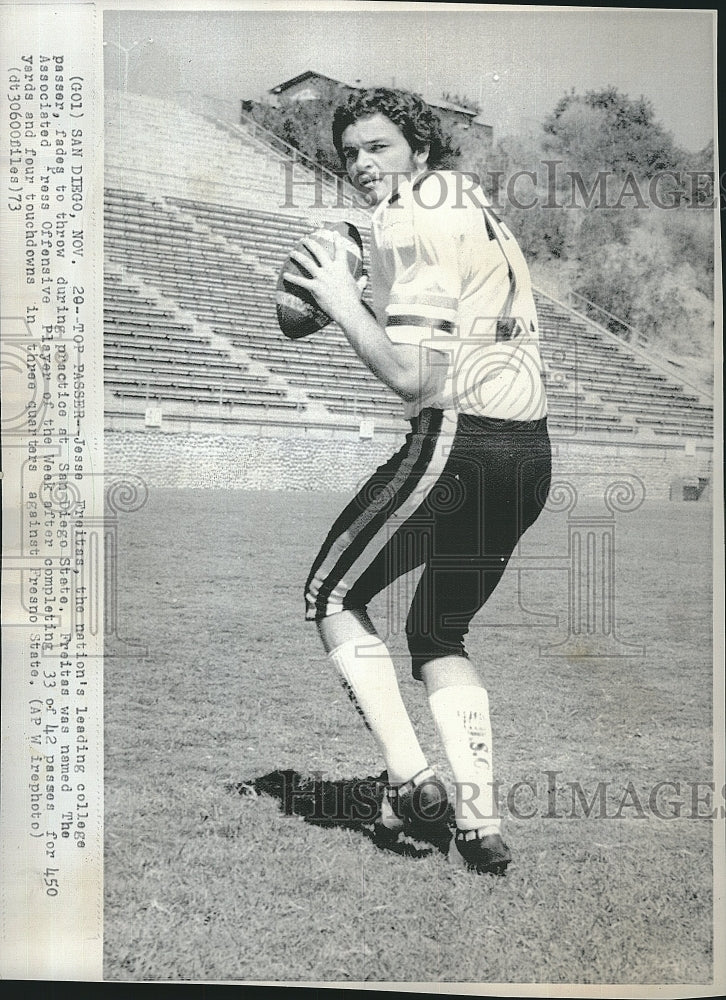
566, 290, 650, 351
563, 293, 713, 404
535, 285, 714, 403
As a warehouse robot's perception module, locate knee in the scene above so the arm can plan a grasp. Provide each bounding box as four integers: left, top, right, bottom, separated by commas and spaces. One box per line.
406, 618, 468, 681
418, 653, 481, 690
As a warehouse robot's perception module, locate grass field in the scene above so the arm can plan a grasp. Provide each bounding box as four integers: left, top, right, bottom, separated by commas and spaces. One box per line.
104, 488, 714, 984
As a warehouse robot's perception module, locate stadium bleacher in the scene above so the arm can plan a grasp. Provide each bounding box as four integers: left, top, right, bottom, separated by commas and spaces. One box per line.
104, 91, 713, 445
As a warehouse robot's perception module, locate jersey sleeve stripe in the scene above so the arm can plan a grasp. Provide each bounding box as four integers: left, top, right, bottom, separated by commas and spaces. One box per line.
387, 314, 455, 334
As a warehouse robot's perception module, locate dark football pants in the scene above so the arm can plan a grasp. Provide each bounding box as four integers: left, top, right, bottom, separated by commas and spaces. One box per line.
305, 408, 552, 679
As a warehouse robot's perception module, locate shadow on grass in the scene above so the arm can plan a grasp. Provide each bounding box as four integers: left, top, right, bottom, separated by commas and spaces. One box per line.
227, 769, 454, 859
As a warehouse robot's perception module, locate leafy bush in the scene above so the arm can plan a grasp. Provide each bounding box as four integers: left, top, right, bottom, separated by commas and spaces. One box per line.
497, 89, 714, 360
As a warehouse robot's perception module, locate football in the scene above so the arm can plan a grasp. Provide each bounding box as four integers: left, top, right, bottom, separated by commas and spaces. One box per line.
276, 221, 364, 340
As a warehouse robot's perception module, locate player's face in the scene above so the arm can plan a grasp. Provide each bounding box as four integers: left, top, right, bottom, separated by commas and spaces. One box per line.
341, 113, 429, 205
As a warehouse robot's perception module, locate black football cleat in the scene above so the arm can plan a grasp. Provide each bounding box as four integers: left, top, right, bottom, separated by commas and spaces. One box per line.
449, 828, 512, 876
377, 767, 451, 849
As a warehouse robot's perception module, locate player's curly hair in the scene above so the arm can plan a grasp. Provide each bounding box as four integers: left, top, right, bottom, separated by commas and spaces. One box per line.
332, 87, 460, 170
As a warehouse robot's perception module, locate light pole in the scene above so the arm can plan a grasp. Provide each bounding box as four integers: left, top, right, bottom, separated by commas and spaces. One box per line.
102, 37, 154, 92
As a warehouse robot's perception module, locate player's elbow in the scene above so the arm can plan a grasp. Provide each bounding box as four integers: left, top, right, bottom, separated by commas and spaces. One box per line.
384, 344, 432, 401
389, 367, 438, 403
386, 344, 446, 402
390, 373, 419, 401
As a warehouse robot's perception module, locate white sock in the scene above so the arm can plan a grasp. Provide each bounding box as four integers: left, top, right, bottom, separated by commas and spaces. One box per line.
428, 684, 501, 834
329, 635, 428, 785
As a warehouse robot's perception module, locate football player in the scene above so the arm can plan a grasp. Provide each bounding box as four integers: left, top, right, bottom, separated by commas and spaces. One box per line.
285, 87, 551, 874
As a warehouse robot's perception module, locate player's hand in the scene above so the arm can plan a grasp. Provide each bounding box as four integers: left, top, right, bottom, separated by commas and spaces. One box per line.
285, 233, 367, 328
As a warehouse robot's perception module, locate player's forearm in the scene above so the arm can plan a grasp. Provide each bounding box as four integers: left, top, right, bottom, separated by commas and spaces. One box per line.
335, 300, 422, 401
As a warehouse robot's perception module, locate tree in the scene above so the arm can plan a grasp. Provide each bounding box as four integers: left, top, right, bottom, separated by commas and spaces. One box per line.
491, 131, 573, 260
494, 87, 714, 363
573, 216, 713, 362
543, 86, 683, 178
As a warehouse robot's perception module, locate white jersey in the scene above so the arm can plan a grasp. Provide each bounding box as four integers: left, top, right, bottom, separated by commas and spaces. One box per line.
369, 170, 548, 422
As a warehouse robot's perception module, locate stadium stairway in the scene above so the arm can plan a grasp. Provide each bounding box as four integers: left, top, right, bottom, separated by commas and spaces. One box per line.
104, 90, 714, 450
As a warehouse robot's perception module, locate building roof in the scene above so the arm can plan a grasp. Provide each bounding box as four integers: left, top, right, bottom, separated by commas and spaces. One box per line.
269, 70, 352, 95
269, 70, 487, 124
426, 98, 477, 118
